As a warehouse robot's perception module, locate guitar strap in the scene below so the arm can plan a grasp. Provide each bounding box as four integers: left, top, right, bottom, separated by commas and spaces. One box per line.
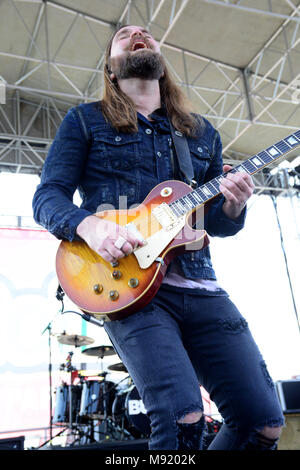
169, 121, 198, 189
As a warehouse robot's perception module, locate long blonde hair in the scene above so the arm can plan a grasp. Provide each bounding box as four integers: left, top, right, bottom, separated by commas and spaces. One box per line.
101, 27, 203, 136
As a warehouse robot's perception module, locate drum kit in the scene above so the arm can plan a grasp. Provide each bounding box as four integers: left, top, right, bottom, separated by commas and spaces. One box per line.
51, 332, 151, 446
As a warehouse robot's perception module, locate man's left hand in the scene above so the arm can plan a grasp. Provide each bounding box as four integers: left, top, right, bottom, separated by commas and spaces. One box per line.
220, 164, 255, 220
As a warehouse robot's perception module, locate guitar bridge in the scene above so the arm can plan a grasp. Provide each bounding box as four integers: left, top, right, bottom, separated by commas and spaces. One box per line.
134, 215, 186, 269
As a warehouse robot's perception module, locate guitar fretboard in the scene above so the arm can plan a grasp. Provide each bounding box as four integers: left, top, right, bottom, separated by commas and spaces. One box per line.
169, 129, 300, 217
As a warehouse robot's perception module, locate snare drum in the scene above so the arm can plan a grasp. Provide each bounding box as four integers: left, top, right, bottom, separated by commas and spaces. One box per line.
53, 384, 82, 425
112, 385, 151, 438
79, 380, 116, 419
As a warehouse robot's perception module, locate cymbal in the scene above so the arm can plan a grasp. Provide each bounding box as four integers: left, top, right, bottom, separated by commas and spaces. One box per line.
82, 345, 116, 358
57, 334, 94, 347
108, 362, 128, 373
78, 370, 107, 378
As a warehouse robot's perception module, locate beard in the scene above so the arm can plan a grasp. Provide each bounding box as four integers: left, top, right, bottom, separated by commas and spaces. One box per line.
110, 49, 164, 80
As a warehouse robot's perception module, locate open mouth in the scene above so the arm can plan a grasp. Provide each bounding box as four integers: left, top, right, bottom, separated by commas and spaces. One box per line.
130, 41, 148, 51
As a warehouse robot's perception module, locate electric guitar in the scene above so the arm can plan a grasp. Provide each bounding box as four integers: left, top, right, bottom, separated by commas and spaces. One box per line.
56, 130, 300, 321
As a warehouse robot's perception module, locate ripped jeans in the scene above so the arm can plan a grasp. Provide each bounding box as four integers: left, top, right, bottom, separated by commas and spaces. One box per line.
104, 284, 284, 450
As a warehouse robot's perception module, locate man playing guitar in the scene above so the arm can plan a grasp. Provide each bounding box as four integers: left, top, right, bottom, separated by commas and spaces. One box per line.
33, 25, 284, 450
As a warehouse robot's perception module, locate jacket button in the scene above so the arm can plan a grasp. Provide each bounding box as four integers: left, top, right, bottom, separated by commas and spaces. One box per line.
175, 130, 183, 137
145, 128, 152, 134
115, 136, 122, 142
197, 147, 203, 153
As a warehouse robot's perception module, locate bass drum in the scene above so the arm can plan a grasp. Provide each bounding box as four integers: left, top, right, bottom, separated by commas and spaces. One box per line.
112, 385, 151, 438
79, 380, 116, 420
53, 384, 82, 425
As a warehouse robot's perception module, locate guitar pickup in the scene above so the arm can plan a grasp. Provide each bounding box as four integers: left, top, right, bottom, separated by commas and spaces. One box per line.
152, 203, 179, 230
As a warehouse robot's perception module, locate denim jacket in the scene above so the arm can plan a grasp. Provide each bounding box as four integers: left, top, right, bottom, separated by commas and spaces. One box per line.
32, 101, 246, 280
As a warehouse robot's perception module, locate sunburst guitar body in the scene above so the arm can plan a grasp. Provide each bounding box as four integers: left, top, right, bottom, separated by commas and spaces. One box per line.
56, 180, 208, 321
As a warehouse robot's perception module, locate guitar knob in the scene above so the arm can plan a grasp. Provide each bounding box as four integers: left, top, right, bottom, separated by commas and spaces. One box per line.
109, 290, 119, 301
128, 278, 139, 288
111, 261, 119, 267
93, 284, 103, 294
112, 270, 122, 280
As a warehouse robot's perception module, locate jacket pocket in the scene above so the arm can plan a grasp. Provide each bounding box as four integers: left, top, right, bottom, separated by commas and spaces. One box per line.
93, 129, 142, 170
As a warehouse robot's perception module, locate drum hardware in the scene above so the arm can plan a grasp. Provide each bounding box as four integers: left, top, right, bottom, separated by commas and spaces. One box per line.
38, 297, 107, 448
53, 350, 83, 437
57, 333, 94, 347
59, 351, 76, 373
108, 362, 128, 373
51, 370, 151, 446
81, 345, 116, 358
77, 370, 107, 378
112, 385, 151, 439
41, 303, 149, 446
39, 319, 90, 448
82, 374, 134, 443
82, 345, 117, 380
79, 373, 120, 437
41, 313, 58, 446
55, 336, 94, 437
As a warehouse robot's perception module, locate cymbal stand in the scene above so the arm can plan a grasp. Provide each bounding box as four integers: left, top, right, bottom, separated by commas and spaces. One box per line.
41, 310, 62, 446
101, 376, 131, 441
67, 352, 75, 434
64, 351, 89, 446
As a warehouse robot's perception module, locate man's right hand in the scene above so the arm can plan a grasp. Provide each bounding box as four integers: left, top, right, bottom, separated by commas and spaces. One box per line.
76, 215, 145, 263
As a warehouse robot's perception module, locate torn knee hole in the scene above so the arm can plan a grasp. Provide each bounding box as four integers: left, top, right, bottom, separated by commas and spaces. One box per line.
177, 410, 203, 424
176, 414, 206, 450
258, 425, 282, 440
243, 427, 282, 450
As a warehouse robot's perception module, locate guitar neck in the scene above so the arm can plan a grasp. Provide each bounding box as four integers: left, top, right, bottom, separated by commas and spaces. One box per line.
169, 129, 300, 217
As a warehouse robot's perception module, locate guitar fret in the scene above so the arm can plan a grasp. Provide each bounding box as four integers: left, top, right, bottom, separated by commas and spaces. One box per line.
259, 150, 273, 163
202, 185, 212, 197
170, 203, 182, 217
284, 134, 299, 147
230, 166, 248, 175
274, 140, 290, 154
295, 130, 300, 140
237, 165, 249, 174
197, 188, 209, 201
177, 203, 186, 215
229, 165, 250, 176
216, 175, 224, 184
210, 179, 220, 191
250, 155, 264, 168
183, 197, 193, 210
183, 195, 194, 209
229, 167, 238, 174
180, 199, 190, 211
193, 191, 203, 203
176, 200, 186, 213
206, 182, 218, 195
188, 193, 199, 207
